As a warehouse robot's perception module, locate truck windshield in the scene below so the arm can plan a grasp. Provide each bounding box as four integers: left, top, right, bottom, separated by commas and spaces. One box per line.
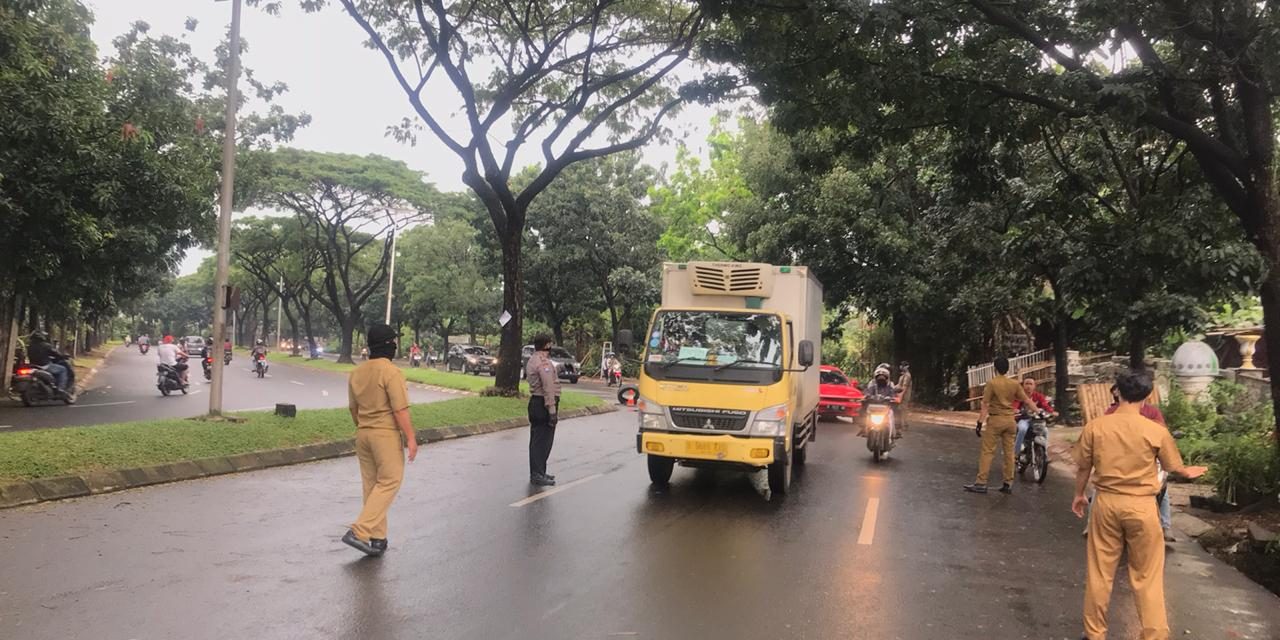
644, 311, 784, 384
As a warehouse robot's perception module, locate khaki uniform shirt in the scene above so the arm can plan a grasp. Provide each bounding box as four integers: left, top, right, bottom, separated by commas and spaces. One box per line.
525, 351, 560, 413
1073, 409, 1185, 497
984, 375, 1030, 417
348, 358, 410, 430
898, 371, 913, 404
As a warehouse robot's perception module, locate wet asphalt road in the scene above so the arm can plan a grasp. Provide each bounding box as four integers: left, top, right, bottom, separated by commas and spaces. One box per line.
0, 347, 453, 431
2, 413, 1273, 639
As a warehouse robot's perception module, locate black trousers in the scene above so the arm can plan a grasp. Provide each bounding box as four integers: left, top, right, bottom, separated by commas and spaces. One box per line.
528, 396, 559, 476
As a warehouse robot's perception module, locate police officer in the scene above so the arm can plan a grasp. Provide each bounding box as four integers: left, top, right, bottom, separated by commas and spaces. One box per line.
525, 334, 561, 486
341, 323, 418, 557
1072, 369, 1204, 640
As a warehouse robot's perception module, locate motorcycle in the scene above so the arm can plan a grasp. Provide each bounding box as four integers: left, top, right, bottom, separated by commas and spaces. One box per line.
202, 355, 213, 381
410, 352, 422, 368
253, 353, 268, 378
863, 395, 899, 462
139, 343, 150, 355
1016, 409, 1054, 483
157, 357, 189, 396
606, 359, 623, 387
12, 357, 76, 406
223, 349, 233, 366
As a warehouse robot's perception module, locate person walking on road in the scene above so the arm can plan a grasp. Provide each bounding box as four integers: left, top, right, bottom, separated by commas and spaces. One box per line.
1072, 370, 1205, 640
965, 355, 1031, 495
342, 323, 418, 557
526, 334, 561, 487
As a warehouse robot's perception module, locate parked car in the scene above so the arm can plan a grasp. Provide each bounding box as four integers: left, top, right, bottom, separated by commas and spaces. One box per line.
520, 345, 581, 384
447, 345, 497, 376
818, 365, 863, 421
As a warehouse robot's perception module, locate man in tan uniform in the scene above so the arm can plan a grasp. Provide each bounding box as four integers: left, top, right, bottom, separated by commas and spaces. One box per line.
525, 333, 561, 487
965, 355, 1030, 495
1072, 369, 1204, 640
342, 323, 418, 557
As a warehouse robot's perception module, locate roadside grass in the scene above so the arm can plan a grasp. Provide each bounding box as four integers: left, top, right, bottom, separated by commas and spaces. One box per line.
270, 353, 530, 393
0, 393, 600, 483
70, 341, 120, 383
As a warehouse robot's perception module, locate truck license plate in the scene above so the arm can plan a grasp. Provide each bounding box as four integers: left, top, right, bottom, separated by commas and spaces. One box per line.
686, 441, 728, 456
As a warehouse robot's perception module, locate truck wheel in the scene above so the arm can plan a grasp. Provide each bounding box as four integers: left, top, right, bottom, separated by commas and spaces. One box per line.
793, 440, 808, 466
647, 455, 674, 486
768, 457, 791, 495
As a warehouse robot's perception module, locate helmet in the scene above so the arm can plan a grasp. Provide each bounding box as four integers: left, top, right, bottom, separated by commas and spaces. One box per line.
163, 335, 174, 344
874, 364, 891, 379
256, 339, 265, 346
29, 331, 48, 343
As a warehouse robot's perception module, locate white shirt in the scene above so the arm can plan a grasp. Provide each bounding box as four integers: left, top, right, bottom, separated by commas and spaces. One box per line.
157, 343, 184, 366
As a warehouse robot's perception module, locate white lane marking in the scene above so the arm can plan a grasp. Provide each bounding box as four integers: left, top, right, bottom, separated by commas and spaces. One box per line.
188, 390, 203, 396
68, 401, 137, 409
321, 390, 329, 397
0, 425, 13, 430
857, 497, 880, 546
509, 474, 603, 507
290, 380, 305, 386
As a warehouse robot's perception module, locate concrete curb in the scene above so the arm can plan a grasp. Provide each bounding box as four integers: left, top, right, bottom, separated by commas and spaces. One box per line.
0, 403, 618, 509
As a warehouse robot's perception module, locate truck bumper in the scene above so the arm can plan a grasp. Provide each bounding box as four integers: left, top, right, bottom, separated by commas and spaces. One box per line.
636, 431, 781, 466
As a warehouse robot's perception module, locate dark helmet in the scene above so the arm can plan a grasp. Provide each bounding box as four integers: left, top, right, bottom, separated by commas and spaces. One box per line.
29, 331, 48, 343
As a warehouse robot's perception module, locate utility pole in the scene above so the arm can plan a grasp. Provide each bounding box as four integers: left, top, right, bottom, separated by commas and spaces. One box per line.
276, 277, 284, 349
208, 0, 242, 417
384, 227, 397, 325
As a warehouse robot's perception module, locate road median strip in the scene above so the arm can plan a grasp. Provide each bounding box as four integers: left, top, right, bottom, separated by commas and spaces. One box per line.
0, 393, 612, 509
265, 354, 522, 394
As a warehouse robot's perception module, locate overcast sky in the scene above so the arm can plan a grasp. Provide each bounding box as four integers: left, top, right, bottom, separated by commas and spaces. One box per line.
84, 0, 731, 274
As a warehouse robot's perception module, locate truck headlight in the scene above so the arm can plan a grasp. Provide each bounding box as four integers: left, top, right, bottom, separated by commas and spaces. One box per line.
638, 397, 666, 430
749, 404, 789, 437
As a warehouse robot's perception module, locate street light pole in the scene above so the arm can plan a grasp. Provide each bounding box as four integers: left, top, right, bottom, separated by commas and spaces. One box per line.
275, 277, 284, 349
208, 0, 242, 418
384, 227, 397, 325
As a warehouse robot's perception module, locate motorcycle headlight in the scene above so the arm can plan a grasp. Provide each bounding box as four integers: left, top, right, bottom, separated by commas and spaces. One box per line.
638, 397, 667, 431
869, 413, 886, 426
749, 404, 789, 437
491, 358, 498, 365
467, 356, 477, 363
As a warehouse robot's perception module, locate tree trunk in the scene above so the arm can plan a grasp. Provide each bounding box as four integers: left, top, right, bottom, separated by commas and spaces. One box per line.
552, 319, 565, 345
1054, 310, 1071, 417
261, 297, 271, 345
494, 226, 523, 393
1252, 189, 1280, 461
891, 313, 908, 368
336, 315, 356, 364
1127, 322, 1145, 371
283, 302, 300, 357
299, 301, 317, 359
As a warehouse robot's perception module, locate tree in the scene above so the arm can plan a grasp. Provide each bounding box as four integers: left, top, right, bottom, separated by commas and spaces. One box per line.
258, 0, 712, 392
527, 153, 664, 343
397, 219, 499, 357
249, 149, 438, 363
704, 0, 1280, 437
232, 216, 320, 355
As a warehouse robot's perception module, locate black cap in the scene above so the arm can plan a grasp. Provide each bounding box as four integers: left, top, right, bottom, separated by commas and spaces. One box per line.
367, 324, 398, 348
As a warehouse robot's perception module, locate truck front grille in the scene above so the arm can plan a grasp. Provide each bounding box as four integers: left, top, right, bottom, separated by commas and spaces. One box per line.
669, 407, 750, 431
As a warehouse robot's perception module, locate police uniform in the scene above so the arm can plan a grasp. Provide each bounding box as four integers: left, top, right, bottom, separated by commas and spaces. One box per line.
1074, 409, 1185, 640
974, 374, 1030, 486
348, 357, 411, 543
525, 350, 561, 480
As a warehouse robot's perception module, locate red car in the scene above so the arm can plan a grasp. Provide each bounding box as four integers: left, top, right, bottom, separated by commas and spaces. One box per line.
819, 365, 864, 420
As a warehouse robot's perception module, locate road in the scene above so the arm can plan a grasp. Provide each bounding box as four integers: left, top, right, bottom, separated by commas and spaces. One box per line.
4, 412, 1273, 639
0, 347, 453, 431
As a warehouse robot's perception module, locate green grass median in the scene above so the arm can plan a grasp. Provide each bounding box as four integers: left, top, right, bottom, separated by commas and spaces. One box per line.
267, 353, 526, 393
0, 392, 600, 484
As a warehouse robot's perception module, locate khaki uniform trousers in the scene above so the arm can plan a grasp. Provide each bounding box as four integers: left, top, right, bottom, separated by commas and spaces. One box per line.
975, 415, 1017, 485
1084, 491, 1168, 640
351, 428, 405, 541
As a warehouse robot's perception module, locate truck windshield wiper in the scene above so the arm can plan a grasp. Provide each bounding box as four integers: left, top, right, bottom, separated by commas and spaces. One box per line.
714, 359, 774, 372
658, 357, 709, 370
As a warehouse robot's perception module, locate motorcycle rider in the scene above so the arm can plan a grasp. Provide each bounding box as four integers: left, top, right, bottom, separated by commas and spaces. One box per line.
138, 333, 150, 353
157, 335, 189, 383
605, 352, 623, 386
251, 339, 269, 373
409, 343, 423, 367
26, 332, 72, 398
860, 364, 901, 437
1012, 375, 1056, 457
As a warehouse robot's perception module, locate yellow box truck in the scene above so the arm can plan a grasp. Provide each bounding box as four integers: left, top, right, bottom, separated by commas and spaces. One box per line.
632, 262, 822, 497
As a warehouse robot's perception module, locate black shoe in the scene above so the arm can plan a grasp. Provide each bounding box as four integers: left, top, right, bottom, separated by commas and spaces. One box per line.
371, 538, 388, 552
999, 483, 1013, 495
963, 483, 988, 494
342, 530, 380, 556
544, 473, 556, 481
530, 474, 556, 487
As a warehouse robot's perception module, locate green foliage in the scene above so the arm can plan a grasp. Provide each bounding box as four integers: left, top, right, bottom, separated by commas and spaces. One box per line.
1162, 381, 1279, 504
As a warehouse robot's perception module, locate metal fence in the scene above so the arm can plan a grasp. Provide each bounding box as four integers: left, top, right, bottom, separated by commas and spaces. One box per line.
966, 348, 1054, 389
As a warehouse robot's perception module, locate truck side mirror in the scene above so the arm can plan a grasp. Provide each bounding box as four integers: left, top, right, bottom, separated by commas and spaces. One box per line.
616, 330, 634, 348
798, 340, 814, 368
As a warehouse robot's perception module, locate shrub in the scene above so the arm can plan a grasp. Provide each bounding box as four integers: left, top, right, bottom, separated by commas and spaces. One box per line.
1162, 380, 1279, 505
